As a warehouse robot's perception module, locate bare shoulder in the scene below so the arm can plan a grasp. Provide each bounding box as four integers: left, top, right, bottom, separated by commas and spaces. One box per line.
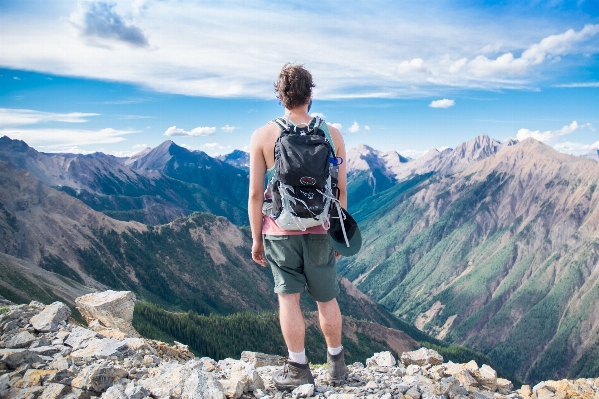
251, 122, 280, 147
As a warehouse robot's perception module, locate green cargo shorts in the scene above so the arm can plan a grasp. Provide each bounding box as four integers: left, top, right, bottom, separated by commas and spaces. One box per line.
263, 234, 340, 302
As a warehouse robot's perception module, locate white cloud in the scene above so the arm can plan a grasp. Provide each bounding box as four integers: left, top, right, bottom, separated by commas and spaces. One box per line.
469, 24, 599, 77
516, 121, 593, 142
329, 123, 342, 131
364, 126, 370, 131
180, 143, 193, 150
1, 3, 598, 98
348, 121, 361, 133
310, 112, 326, 119
554, 82, 599, 88
0, 108, 99, 127
132, 143, 148, 149
0, 127, 139, 150
221, 125, 236, 132
449, 58, 467, 74
481, 43, 503, 54
553, 140, 599, 156
429, 99, 455, 108
400, 149, 428, 159
164, 126, 216, 136
397, 58, 428, 76
13, 77, 21, 80
198, 142, 224, 152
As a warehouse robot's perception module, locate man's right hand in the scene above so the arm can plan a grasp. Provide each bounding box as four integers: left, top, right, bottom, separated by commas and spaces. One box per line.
252, 239, 267, 267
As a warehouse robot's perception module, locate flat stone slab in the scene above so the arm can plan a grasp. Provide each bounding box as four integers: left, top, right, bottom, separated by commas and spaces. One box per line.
30, 302, 71, 333
3, 331, 36, 349
75, 291, 138, 337
70, 338, 130, 360
0, 348, 43, 369
64, 326, 97, 350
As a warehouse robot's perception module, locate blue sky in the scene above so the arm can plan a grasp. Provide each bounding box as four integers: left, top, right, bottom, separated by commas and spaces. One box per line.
0, 0, 598, 158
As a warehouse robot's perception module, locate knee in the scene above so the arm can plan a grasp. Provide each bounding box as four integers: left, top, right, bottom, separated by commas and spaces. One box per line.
278, 293, 301, 306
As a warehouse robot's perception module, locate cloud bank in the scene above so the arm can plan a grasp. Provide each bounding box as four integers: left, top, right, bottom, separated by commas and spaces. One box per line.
164, 126, 216, 137
516, 121, 593, 142
0, 108, 99, 127
1, 2, 598, 98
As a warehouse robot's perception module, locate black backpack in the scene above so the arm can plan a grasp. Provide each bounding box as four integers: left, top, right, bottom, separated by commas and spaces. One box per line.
265, 116, 339, 230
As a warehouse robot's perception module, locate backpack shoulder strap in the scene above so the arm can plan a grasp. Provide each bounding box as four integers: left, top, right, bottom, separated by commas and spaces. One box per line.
270, 117, 290, 132
318, 120, 336, 156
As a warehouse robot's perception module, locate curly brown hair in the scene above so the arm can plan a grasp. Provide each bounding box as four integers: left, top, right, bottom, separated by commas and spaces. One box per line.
274, 63, 315, 110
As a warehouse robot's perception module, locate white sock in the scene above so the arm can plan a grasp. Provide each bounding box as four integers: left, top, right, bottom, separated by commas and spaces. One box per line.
288, 349, 307, 364
328, 345, 343, 356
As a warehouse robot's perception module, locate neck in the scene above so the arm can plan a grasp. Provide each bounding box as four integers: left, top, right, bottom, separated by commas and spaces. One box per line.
284, 104, 311, 124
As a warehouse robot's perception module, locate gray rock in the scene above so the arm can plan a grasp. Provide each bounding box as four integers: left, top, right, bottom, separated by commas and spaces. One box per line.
292, 383, 315, 398
70, 338, 131, 362
186, 357, 217, 372
29, 302, 70, 333
71, 363, 128, 392
496, 377, 514, 394
0, 348, 43, 369
39, 383, 70, 399
401, 348, 444, 367
4, 331, 36, 349
63, 387, 94, 399
124, 381, 151, 399
138, 362, 225, 399
473, 364, 497, 391
29, 345, 64, 356
440, 376, 468, 398
75, 291, 138, 337
366, 351, 396, 368
101, 384, 127, 399
405, 386, 422, 399
397, 382, 412, 394
64, 326, 98, 350
2, 319, 20, 333
217, 377, 243, 398
7, 386, 45, 399
240, 351, 285, 367
49, 354, 70, 371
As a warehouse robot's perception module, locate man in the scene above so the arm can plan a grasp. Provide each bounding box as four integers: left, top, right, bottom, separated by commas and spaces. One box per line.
248, 63, 348, 390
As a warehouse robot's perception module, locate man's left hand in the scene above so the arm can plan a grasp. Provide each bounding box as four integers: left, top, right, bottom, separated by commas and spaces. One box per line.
252, 240, 267, 267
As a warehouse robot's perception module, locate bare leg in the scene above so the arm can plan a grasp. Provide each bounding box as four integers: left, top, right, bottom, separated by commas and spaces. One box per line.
278, 293, 305, 352
316, 298, 342, 347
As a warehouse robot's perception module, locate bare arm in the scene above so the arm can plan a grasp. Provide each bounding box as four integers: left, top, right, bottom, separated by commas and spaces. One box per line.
248, 128, 267, 267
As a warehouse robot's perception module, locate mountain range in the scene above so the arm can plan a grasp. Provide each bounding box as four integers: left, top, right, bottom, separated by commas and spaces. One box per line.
0, 137, 249, 225
0, 157, 441, 366
338, 138, 599, 382
1, 132, 598, 383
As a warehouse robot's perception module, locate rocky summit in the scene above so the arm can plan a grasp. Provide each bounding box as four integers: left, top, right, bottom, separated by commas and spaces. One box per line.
1, 292, 598, 399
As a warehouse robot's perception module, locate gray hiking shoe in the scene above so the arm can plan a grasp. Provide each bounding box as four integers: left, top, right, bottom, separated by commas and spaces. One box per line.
327, 348, 348, 386
273, 361, 315, 391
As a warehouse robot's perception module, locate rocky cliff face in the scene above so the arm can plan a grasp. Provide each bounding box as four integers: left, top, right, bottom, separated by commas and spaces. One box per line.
339, 138, 599, 383
6, 291, 594, 399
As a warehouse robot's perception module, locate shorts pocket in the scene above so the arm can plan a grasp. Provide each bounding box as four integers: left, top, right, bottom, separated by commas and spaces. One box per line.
264, 235, 291, 265
307, 235, 334, 266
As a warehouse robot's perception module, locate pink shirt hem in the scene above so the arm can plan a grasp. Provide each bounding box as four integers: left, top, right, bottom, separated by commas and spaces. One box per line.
262, 216, 328, 236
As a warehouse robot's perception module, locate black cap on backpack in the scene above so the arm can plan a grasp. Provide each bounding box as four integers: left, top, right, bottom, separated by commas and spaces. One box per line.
328, 206, 362, 257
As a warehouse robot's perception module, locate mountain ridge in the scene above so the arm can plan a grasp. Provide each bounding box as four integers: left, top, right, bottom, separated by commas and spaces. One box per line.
338, 138, 599, 382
